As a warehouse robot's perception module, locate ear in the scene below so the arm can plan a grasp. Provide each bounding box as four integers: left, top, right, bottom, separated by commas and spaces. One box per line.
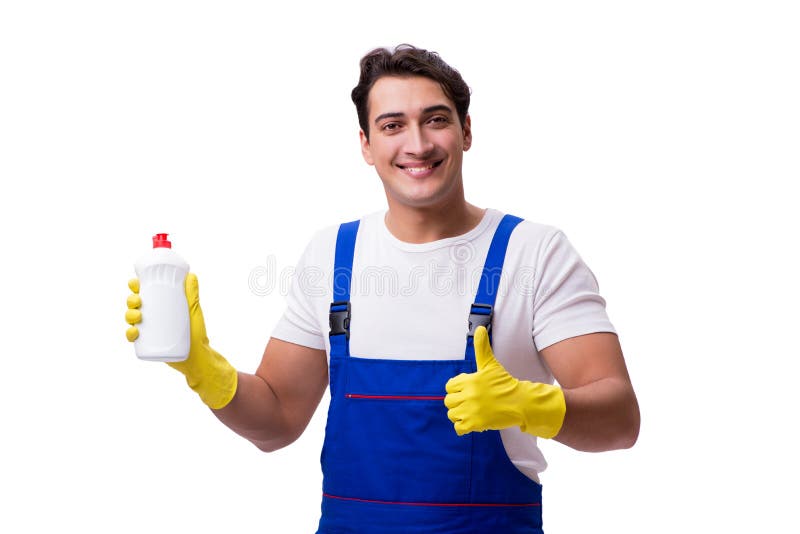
359, 129, 375, 166
462, 114, 472, 152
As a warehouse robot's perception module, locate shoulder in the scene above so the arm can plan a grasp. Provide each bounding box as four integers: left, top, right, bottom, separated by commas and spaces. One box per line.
492, 210, 566, 259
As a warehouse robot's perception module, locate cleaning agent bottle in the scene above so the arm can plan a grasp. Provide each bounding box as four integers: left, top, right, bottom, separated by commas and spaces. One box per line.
134, 233, 190, 362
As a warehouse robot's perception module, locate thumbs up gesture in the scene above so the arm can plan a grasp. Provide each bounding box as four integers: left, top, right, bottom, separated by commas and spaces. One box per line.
444, 327, 566, 439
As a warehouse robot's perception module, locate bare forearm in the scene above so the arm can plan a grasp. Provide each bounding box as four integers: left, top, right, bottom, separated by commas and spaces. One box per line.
554, 377, 640, 452
210, 372, 297, 452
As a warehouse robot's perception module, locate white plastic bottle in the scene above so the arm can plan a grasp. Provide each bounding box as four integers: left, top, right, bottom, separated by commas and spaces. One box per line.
134, 233, 190, 362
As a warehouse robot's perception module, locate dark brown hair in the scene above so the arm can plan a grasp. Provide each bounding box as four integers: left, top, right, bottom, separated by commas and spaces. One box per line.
351, 44, 471, 139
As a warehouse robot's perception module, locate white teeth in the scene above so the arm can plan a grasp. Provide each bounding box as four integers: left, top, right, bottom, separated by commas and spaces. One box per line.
405, 164, 434, 172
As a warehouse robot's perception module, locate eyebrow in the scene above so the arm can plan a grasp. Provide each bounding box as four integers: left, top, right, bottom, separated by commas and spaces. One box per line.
373, 105, 454, 125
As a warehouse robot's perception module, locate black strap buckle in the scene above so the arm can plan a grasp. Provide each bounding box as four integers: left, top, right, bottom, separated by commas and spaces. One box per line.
329, 301, 351, 339
467, 303, 493, 337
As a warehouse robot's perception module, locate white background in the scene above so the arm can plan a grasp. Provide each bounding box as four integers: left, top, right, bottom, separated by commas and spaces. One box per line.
1, 1, 797, 532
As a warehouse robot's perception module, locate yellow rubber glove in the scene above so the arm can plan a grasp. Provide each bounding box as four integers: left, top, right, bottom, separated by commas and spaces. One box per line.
125, 274, 238, 410
444, 326, 566, 439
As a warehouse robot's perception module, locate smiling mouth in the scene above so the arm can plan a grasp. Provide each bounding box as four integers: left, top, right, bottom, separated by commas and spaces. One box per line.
397, 160, 443, 175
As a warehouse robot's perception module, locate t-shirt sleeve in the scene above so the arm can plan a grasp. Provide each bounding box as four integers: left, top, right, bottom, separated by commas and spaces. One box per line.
532, 230, 616, 351
270, 236, 327, 350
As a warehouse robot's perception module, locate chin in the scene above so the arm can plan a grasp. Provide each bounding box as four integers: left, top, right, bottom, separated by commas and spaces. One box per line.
394, 192, 450, 210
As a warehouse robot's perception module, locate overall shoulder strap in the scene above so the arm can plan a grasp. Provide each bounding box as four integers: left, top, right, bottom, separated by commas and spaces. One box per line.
329, 220, 359, 358
465, 214, 524, 363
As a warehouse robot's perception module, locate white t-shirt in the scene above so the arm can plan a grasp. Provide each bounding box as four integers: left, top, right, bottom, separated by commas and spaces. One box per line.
271, 208, 616, 481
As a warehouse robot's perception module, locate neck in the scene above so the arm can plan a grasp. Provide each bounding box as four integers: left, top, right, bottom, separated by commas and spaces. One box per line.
384, 196, 486, 244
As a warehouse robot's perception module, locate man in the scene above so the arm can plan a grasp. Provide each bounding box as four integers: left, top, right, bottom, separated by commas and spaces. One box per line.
125, 45, 639, 533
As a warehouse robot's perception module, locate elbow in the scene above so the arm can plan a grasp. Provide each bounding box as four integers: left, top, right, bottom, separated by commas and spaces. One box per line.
555, 383, 641, 452
616, 424, 639, 450
252, 429, 303, 453
594, 391, 640, 451
617, 398, 641, 450
254, 441, 282, 453
254, 440, 289, 453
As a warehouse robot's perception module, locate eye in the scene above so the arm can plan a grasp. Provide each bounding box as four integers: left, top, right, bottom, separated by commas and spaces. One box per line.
428, 115, 450, 127
381, 122, 402, 132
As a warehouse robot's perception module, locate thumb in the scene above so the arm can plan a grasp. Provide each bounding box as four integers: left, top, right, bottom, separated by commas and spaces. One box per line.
185, 273, 200, 312
474, 326, 497, 371
184, 273, 209, 345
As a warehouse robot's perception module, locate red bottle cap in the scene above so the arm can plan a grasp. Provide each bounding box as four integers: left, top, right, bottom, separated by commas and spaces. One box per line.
152, 233, 172, 249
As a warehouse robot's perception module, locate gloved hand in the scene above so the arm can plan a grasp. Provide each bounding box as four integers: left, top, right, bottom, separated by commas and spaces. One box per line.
125, 274, 238, 410
444, 326, 566, 439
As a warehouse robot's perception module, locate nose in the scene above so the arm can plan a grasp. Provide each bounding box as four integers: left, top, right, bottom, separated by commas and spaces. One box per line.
403, 124, 434, 157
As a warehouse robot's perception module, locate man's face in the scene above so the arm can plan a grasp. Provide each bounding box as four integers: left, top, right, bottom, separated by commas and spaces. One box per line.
360, 76, 472, 210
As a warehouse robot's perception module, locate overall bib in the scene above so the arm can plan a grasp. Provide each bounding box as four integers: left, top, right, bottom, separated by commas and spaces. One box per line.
317, 215, 543, 534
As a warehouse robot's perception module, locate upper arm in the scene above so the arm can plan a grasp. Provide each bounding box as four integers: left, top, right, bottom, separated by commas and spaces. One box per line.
256, 337, 329, 439
540, 332, 632, 389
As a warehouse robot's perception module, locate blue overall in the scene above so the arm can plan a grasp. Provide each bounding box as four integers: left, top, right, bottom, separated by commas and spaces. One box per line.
317, 215, 543, 534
